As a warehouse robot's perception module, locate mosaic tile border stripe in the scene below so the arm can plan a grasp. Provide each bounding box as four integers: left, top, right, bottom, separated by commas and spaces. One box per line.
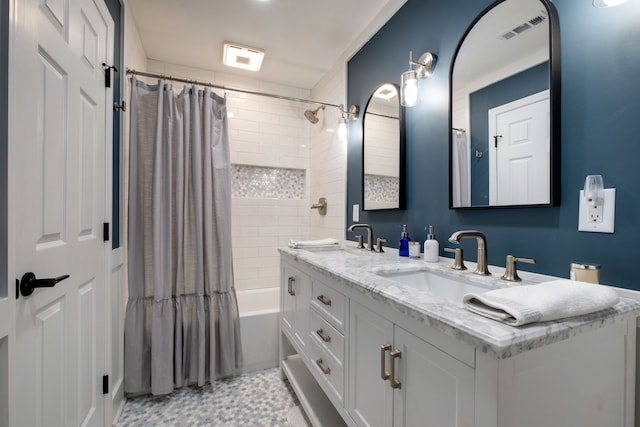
232, 164, 305, 199
364, 174, 399, 202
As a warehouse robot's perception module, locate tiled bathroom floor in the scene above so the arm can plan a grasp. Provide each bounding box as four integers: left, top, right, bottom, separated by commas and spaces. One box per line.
116, 368, 307, 427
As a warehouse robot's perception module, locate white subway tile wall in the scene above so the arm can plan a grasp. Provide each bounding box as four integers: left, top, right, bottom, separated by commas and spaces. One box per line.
144, 60, 346, 293
309, 63, 347, 240
227, 86, 312, 292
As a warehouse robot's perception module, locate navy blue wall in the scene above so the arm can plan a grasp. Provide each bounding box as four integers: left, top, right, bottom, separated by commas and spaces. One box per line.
469, 62, 549, 205
105, 0, 123, 249
346, 0, 640, 290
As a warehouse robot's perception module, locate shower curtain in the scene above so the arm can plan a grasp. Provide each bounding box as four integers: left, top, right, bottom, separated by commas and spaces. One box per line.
124, 77, 242, 396
451, 129, 470, 207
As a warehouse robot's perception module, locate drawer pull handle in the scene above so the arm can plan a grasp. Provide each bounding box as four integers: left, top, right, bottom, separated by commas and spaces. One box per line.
317, 294, 332, 306
380, 343, 391, 381
390, 348, 402, 389
316, 358, 331, 375
287, 277, 295, 296
316, 328, 331, 343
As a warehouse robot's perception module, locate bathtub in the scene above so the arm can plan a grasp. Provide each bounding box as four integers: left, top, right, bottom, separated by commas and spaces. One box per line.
237, 287, 280, 373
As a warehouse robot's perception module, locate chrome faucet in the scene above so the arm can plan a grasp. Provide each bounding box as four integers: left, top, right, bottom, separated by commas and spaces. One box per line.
448, 230, 490, 276
348, 224, 374, 251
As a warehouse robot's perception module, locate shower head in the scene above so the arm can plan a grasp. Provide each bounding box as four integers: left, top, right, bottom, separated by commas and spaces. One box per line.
304, 105, 325, 124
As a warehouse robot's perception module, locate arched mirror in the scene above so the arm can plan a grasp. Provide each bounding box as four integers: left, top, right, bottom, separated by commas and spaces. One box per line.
449, 0, 560, 208
363, 83, 406, 210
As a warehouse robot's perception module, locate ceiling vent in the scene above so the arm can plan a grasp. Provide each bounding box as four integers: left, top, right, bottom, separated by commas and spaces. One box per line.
373, 84, 397, 100
222, 42, 265, 72
498, 13, 547, 41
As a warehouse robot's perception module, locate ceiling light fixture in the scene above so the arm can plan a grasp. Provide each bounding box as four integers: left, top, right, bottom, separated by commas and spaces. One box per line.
223, 42, 265, 72
400, 51, 437, 107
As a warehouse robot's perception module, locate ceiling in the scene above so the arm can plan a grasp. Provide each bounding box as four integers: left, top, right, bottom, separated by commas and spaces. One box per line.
127, 0, 404, 90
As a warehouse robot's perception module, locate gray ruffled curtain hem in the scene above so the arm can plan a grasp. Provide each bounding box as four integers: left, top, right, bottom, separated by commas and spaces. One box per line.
123, 292, 242, 395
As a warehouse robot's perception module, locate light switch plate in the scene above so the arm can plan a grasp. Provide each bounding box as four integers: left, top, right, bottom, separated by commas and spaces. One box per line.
578, 188, 615, 233
352, 204, 359, 222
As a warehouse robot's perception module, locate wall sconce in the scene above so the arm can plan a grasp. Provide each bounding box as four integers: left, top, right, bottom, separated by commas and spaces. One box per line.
400, 51, 437, 107
337, 104, 359, 142
592, 0, 628, 7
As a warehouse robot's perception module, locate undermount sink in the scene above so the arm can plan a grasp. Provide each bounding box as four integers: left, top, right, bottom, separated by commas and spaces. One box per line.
377, 269, 495, 305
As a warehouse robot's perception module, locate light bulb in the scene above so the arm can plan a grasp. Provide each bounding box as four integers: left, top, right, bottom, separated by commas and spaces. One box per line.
401, 70, 419, 107
338, 117, 347, 142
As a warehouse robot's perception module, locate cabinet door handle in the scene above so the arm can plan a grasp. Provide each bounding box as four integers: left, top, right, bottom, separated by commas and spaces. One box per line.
316, 358, 331, 375
316, 328, 331, 343
390, 348, 402, 389
316, 294, 332, 306
380, 343, 391, 381
287, 277, 295, 296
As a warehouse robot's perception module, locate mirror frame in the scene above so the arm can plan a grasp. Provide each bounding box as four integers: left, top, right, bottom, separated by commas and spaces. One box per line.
448, 0, 561, 209
362, 82, 406, 211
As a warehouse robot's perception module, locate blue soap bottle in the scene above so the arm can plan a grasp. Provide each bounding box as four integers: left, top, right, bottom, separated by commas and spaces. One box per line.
399, 224, 411, 257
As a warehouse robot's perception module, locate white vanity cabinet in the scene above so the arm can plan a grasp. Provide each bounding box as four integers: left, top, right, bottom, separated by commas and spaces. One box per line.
348, 300, 474, 427
279, 251, 637, 427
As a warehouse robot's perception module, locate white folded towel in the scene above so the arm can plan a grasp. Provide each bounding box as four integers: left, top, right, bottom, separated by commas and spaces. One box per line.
462, 280, 619, 326
288, 238, 340, 249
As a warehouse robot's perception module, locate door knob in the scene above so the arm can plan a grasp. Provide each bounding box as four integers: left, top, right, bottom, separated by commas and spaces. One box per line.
19, 272, 70, 297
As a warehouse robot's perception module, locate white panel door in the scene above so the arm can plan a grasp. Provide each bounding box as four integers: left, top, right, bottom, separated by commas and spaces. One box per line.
489, 90, 550, 206
10, 0, 113, 425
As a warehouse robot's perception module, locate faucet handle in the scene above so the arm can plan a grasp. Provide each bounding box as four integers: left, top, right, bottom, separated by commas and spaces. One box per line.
375, 238, 386, 253
444, 247, 467, 271
501, 255, 536, 282
355, 235, 364, 249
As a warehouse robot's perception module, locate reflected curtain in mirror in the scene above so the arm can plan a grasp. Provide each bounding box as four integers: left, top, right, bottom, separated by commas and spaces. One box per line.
451, 129, 470, 206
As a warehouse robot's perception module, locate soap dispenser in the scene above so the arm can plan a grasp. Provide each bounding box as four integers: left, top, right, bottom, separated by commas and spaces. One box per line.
423, 225, 439, 262
399, 224, 411, 257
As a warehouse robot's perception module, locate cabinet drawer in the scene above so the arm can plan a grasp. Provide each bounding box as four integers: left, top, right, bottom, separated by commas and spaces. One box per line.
310, 309, 344, 364
311, 280, 346, 333
308, 333, 344, 405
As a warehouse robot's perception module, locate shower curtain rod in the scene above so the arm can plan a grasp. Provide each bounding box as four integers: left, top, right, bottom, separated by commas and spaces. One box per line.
126, 68, 343, 109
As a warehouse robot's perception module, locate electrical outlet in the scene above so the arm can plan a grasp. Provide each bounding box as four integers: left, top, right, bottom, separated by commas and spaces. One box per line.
578, 189, 615, 233
352, 204, 359, 222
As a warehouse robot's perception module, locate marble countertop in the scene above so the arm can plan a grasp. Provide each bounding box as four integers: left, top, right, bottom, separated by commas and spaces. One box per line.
279, 241, 640, 359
